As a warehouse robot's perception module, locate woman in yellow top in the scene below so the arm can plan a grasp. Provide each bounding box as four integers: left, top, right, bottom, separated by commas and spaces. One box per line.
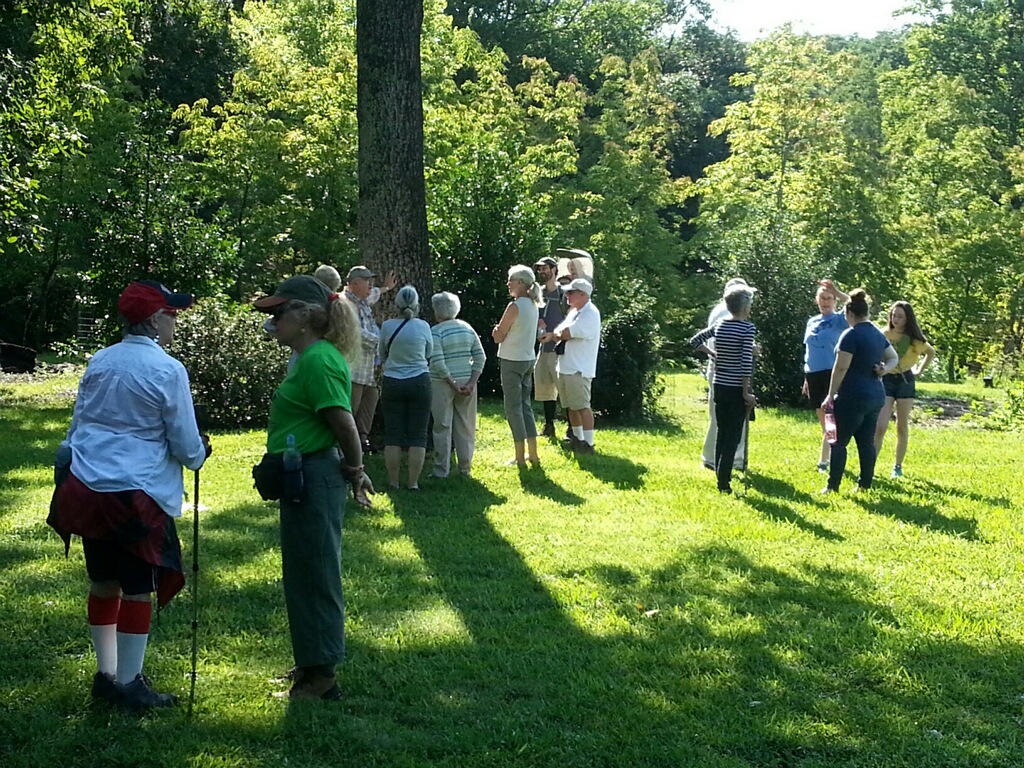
873, 301, 935, 478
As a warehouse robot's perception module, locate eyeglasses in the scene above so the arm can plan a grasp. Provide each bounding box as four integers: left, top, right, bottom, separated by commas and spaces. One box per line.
271, 304, 292, 319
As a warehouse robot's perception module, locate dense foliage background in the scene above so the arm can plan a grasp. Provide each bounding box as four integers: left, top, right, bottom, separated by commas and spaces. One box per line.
3, 0, 1024, 409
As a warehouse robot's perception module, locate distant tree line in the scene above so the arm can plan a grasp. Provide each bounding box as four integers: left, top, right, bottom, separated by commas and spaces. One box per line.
3, 0, 1023, 406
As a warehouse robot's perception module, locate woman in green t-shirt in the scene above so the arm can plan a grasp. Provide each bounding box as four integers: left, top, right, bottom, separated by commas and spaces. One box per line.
874, 300, 935, 478
255, 275, 374, 702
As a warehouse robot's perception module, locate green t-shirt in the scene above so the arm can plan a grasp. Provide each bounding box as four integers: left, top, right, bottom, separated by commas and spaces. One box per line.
267, 340, 352, 454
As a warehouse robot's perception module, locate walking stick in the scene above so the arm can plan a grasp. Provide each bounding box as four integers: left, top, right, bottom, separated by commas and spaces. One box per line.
740, 406, 752, 495
188, 468, 200, 719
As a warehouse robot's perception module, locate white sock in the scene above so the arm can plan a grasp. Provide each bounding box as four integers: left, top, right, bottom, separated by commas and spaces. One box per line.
116, 633, 149, 683
90, 625, 117, 677
583, 429, 595, 446
572, 425, 584, 440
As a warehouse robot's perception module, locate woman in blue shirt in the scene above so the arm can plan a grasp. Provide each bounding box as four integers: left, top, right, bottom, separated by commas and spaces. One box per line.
379, 285, 434, 490
822, 289, 898, 494
802, 279, 849, 472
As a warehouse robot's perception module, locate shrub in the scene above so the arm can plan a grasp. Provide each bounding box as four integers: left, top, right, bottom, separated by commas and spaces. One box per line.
593, 290, 664, 420
174, 298, 288, 429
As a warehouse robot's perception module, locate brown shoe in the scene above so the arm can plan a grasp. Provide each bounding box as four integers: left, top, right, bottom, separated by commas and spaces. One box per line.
277, 668, 341, 701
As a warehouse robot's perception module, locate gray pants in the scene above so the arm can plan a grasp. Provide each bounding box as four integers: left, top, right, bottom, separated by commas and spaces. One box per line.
280, 449, 346, 668
500, 358, 537, 441
430, 380, 477, 476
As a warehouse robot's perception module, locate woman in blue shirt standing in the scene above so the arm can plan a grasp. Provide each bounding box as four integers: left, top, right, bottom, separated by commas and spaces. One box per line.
802, 279, 849, 472
379, 285, 434, 490
822, 289, 898, 494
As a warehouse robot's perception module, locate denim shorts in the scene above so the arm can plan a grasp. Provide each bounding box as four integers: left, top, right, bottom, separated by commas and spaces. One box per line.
883, 371, 915, 399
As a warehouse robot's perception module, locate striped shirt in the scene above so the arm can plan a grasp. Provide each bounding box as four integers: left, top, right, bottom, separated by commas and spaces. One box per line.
429, 319, 486, 382
690, 318, 755, 388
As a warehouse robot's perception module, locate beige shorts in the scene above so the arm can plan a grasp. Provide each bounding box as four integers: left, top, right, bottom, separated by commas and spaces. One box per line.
557, 372, 592, 410
534, 350, 559, 402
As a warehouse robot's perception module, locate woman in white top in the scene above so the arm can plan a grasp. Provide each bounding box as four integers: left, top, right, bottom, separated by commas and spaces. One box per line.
492, 264, 543, 466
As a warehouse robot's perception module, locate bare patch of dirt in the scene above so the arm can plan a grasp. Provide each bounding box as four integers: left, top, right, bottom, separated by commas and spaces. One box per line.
912, 396, 994, 426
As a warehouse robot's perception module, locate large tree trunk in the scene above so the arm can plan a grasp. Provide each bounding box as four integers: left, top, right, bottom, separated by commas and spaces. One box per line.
357, 0, 433, 316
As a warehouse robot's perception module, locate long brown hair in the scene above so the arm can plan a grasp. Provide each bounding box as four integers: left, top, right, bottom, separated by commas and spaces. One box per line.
887, 301, 927, 343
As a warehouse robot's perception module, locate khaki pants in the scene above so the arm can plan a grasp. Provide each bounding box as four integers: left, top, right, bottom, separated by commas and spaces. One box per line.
350, 382, 379, 443
430, 380, 477, 477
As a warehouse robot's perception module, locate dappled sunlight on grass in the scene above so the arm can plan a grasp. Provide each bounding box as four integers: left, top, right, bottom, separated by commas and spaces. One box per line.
1, 370, 1023, 766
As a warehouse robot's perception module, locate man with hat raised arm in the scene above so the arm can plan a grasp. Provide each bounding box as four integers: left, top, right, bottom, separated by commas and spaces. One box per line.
48, 280, 211, 711
342, 265, 397, 454
533, 256, 563, 437
540, 278, 601, 454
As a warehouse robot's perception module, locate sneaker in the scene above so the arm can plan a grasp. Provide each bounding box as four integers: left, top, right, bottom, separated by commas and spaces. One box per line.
891, 464, 903, 478
115, 673, 177, 711
573, 441, 595, 455
817, 462, 828, 473
542, 422, 556, 438
91, 671, 118, 704
560, 436, 578, 451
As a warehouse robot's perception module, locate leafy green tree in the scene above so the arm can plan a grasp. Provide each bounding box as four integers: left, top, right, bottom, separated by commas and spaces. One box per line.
880, 66, 1019, 379
176, 0, 361, 297
695, 30, 869, 403
445, 0, 698, 84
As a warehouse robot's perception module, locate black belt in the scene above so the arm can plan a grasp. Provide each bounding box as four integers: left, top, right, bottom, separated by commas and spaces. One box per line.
303, 447, 340, 460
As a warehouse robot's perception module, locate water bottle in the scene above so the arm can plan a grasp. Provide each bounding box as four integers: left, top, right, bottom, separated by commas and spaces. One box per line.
823, 398, 838, 445
282, 434, 304, 503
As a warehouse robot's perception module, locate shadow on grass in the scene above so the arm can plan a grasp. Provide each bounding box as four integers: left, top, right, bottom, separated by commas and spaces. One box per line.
849, 491, 980, 540
0, 403, 71, 492
569, 449, 648, 490
5, 454, 1020, 766
741, 473, 843, 541
905, 476, 1012, 509
515, 465, 585, 506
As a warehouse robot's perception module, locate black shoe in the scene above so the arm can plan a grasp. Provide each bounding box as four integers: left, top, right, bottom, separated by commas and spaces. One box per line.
560, 436, 578, 451
361, 441, 379, 456
91, 671, 118, 704
542, 422, 556, 438
574, 441, 595, 455
115, 673, 177, 711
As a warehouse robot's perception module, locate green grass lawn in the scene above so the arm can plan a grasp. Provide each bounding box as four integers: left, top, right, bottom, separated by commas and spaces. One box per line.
1, 371, 1021, 767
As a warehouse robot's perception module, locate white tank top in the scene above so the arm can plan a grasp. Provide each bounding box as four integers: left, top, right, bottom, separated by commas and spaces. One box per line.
498, 296, 539, 361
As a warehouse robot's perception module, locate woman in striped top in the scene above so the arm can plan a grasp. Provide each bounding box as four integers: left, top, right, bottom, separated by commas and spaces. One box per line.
690, 285, 757, 493
429, 292, 486, 478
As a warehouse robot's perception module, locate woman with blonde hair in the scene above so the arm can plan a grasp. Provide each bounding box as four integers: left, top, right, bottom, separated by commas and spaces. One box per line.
492, 265, 543, 466
254, 275, 373, 701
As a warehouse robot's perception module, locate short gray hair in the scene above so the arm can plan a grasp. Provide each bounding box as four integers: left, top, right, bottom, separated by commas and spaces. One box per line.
432, 291, 461, 321
724, 285, 753, 315
395, 284, 420, 319
313, 264, 342, 291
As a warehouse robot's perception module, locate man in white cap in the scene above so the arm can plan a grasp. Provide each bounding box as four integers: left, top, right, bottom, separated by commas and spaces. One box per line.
343, 265, 396, 454
541, 278, 601, 454
702, 277, 754, 470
